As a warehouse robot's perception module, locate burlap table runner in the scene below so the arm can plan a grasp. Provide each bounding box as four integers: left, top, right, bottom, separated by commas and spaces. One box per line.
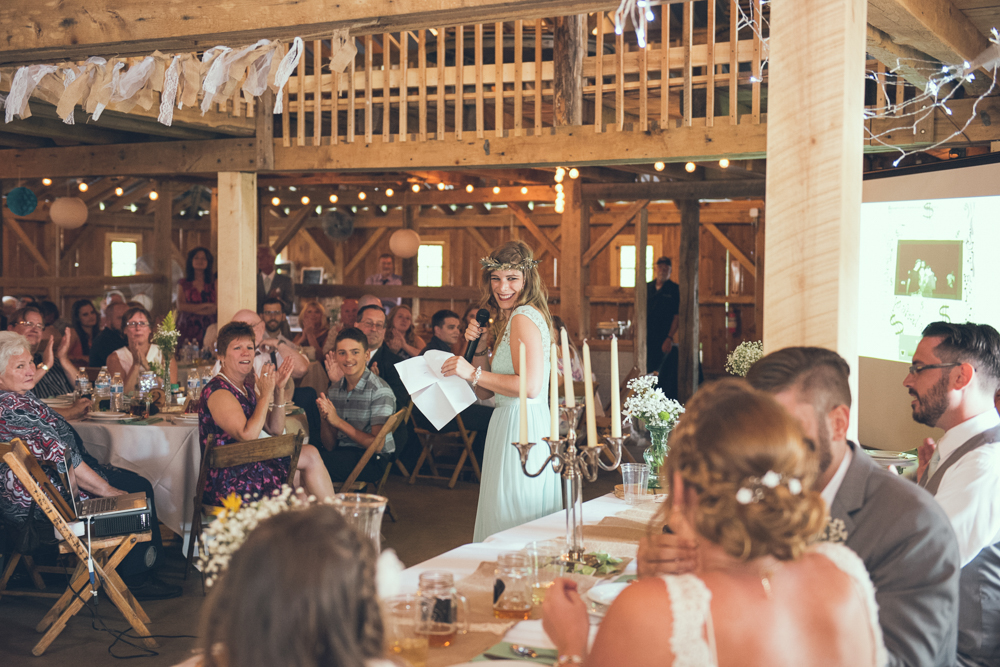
426, 500, 663, 666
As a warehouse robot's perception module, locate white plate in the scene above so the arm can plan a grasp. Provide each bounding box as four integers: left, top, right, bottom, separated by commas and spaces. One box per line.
87, 412, 127, 420
173, 415, 199, 424
865, 449, 918, 468
41, 399, 73, 406
586, 582, 629, 607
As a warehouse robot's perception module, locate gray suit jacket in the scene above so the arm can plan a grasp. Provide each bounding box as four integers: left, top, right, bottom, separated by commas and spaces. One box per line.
831, 442, 961, 667
257, 272, 295, 315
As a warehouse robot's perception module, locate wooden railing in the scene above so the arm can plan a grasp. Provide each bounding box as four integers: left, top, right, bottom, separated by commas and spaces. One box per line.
280, 0, 769, 146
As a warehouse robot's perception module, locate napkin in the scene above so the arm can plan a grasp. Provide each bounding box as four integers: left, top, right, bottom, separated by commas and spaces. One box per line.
119, 417, 164, 426
395, 350, 477, 429
473, 641, 557, 663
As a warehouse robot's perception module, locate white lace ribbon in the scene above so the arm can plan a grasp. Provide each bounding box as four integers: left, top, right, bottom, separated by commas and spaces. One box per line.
5, 64, 59, 122
272, 36, 304, 114
158, 56, 181, 126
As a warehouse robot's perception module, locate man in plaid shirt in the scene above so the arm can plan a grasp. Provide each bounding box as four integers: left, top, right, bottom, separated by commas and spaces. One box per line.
316, 327, 397, 483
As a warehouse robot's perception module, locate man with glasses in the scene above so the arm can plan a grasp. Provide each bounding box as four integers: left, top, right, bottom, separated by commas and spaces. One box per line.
905, 321, 1000, 666
258, 299, 321, 443
89, 301, 129, 367
8, 305, 82, 400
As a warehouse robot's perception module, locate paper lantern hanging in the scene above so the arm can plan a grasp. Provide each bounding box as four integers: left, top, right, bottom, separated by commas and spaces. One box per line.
6, 186, 37, 216
49, 197, 89, 229
389, 228, 421, 258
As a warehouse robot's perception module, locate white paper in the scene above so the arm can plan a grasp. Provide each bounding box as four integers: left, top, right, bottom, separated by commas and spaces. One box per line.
395, 351, 477, 430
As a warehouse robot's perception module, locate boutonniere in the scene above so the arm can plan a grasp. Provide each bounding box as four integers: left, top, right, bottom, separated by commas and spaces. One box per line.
817, 517, 848, 544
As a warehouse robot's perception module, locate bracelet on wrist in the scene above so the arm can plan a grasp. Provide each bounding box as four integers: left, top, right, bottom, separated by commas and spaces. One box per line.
471, 366, 483, 389
556, 655, 584, 665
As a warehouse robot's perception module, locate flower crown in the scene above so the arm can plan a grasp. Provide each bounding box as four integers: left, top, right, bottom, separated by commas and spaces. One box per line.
480, 256, 540, 272
735, 470, 803, 505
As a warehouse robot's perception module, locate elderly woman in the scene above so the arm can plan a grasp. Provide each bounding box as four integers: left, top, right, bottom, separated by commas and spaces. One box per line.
106, 305, 176, 393
0, 331, 180, 600
198, 322, 334, 506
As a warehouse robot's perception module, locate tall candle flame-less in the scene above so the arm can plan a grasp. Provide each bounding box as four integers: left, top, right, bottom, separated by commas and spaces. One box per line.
610, 336, 622, 437
518, 342, 528, 445
560, 328, 575, 408
549, 343, 560, 439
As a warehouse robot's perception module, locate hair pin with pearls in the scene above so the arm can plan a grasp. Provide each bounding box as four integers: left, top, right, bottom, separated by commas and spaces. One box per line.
736, 470, 803, 505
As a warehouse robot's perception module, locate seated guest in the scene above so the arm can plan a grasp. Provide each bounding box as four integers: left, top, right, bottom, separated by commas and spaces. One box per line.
107, 306, 177, 393
545, 379, 886, 667
457, 304, 479, 356
358, 294, 383, 311
89, 301, 129, 367
100, 290, 126, 324
0, 331, 181, 600
176, 246, 218, 347
422, 309, 461, 354
365, 252, 403, 311
385, 304, 426, 360
292, 299, 331, 357
36, 300, 70, 351
173, 505, 392, 667
323, 297, 359, 356
199, 322, 333, 506
68, 298, 101, 366
317, 328, 396, 484
8, 305, 79, 399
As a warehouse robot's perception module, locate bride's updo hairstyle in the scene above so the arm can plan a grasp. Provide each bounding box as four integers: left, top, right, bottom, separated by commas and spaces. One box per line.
664, 379, 826, 562
479, 240, 552, 341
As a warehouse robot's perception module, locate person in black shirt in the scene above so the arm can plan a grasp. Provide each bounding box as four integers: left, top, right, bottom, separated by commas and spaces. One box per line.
647, 256, 680, 399
89, 301, 129, 367
421, 309, 462, 354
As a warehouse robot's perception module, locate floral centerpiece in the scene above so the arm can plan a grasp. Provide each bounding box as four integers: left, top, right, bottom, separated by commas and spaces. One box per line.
148, 310, 180, 388
725, 340, 764, 377
623, 375, 684, 489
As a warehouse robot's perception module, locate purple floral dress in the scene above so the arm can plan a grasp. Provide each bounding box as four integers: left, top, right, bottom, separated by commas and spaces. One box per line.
176, 279, 217, 346
198, 375, 289, 506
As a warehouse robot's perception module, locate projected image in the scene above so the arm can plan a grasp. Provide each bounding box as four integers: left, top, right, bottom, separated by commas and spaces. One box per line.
894, 240, 963, 300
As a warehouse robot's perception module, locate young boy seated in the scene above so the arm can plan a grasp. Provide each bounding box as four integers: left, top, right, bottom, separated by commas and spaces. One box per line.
316, 327, 397, 483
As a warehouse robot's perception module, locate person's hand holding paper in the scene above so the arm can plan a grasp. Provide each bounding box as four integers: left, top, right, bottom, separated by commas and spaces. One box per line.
395, 351, 477, 429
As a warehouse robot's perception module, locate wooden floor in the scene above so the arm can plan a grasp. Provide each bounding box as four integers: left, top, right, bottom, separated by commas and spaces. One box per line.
0, 466, 621, 665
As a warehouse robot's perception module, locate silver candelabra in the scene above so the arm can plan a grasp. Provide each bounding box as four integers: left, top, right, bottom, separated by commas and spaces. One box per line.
513, 405, 624, 563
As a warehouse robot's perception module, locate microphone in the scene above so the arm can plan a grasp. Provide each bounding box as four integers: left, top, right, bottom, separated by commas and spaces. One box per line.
463, 309, 492, 362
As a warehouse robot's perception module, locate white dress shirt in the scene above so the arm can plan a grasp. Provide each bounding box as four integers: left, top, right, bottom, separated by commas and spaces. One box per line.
933, 408, 1000, 567
820, 444, 854, 510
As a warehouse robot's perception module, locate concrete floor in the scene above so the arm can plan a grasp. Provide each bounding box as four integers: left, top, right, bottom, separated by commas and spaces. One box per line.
0, 466, 621, 666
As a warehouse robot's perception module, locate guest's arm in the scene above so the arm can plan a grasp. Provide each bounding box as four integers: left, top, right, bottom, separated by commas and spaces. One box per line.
54, 327, 79, 384
74, 461, 126, 497
442, 313, 543, 399
261, 337, 310, 378
262, 359, 293, 435
52, 398, 92, 421
316, 394, 383, 448
207, 371, 276, 441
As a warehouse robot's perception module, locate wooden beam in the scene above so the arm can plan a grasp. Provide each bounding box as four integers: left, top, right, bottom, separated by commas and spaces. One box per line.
2, 213, 51, 274
271, 207, 313, 256
535, 227, 562, 260
0, 274, 168, 289
342, 228, 387, 279
0, 1, 621, 64
582, 181, 765, 201
304, 228, 341, 267
0, 139, 259, 179
754, 211, 764, 339
553, 14, 585, 127
581, 199, 649, 265
217, 172, 258, 325
865, 24, 931, 88
0, 115, 140, 145
560, 178, 586, 342
60, 225, 92, 264
256, 89, 275, 171
464, 226, 493, 254
634, 206, 648, 374
703, 223, 756, 278
152, 182, 174, 320
867, 0, 991, 67
299, 283, 481, 301
676, 199, 699, 401
278, 186, 558, 208
507, 202, 561, 260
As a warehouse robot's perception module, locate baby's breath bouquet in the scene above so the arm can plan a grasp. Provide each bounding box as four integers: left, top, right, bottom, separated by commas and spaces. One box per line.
150, 310, 180, 387
725, 340, 764, 377
623, 374, 684, 430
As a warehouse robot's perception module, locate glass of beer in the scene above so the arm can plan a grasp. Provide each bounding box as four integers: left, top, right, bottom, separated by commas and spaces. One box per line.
385, 595, 428, 667
523, 541, 565, 606
493, 552, 533, 620
416, 571, 469, 648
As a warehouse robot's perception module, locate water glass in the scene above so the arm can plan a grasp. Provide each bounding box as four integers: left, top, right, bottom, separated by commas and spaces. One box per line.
330, 493, 387, 551
415, 571, 469, 648
522, 541, 564, 606
385, 595, 428, 667
493, 552, 533, 620
621, 463, 650, 505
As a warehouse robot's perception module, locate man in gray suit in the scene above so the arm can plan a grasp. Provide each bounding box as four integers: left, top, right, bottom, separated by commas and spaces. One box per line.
639, 347, 961, 667
256, 244, 295, 317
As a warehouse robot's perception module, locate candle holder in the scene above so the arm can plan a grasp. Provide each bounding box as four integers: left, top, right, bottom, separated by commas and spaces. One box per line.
513, 405, 623, 563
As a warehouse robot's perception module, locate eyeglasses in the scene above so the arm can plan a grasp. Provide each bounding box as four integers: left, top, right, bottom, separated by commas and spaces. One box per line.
125, 321, 150, 329
907, 362, 960, 376
16, 321, 44, 330
358, 320, 385, 330
261, 311, 284, 318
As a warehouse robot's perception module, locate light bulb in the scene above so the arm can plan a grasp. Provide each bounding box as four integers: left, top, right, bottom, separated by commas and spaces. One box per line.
271, 197, 281, 206
386, 188, 394, 197
493, 186, 501, 194
78, 182, 89, 192
115, 187, 124, 196
300, 195, 310, 205
568, 168, 579, 179
521, 186, 529, 194
555, 183, 564, 193
719, 158, 730, 168
646, 9, 654, 21
555, 202, 565, 213
685, 162, 696, 173
555, 167, 565, 179
437, 182, 446, 190
99, 202, 105, 211
654, 162, 665, 171
42, 178, 52, 186
411, 183, 421, 193
465, 184, 474, 193
358, 191, 367, 200
149, 191, 159, 201
554, 172, 564, 183
329, 194, 338, 203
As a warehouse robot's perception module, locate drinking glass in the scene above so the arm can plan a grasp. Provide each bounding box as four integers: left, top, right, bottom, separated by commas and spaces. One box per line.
385, 595, 428, 667
493, 552, 533, 620
621, 463, 650, 505
523, 541, 565, 606
330, 493, 387, 551
416, 571, 469, 648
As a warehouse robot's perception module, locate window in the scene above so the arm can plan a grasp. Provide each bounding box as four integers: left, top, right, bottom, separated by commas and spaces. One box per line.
416, 236, 449, 287
611, 235, 663, 287
105, 233, 143, 276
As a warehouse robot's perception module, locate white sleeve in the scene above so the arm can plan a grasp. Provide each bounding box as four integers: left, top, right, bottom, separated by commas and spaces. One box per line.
934, 446, 1000, 566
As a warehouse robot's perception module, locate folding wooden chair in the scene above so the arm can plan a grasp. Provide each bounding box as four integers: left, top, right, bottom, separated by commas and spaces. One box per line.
408, 411, 482, 489
392, 402, 414, 479
185, 432, 304, 581
2, 439, 156, 656
336, 409, 406, 521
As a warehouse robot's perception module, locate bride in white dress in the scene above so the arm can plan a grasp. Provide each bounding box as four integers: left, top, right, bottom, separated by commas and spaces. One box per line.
543, 380, 887, 667
441, 241, 562, 542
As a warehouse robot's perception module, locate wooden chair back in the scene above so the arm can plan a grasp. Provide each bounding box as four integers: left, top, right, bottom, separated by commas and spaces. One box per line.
339, 409, 406, 491
1, 439, 76, 523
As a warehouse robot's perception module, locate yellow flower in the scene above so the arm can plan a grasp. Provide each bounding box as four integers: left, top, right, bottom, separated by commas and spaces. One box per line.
211, 493, 243, 517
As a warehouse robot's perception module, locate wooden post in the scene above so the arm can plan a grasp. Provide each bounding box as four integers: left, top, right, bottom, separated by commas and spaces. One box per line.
753, 209, 764, 340
152, 182, 173, 321
633, 206, 648, 376
764, 0, 865, 420
560, 178, 586, 342
553, 15, 585, 126
676, 199, 699, 401
255, 89, 275, 171
209, 187, 219, 259
216, 173, 258, 326
401, 205, 418, 310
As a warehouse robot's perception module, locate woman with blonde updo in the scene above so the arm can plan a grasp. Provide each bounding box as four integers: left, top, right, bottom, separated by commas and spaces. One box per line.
543, 380, 887, 667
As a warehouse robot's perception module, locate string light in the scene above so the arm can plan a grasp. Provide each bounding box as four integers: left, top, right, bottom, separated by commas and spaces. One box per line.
493, 186, 501, 194
99, 202, 105, 211
685, 162, 696, 173
300, 195, 310, 205
554, 167, 565, 183
437, 182, 446, 190
465, 184, 474, 193
329, 194, 338, 203
149, 191, 159, 201
555, 183, 564, 193
719, 158, 730, 168
271, 196, 281, 206
411, 183, 421, 193
41, 178, 52, 186
654, 162, 665, 171
520, 186, 529, 194
358, 192, 367, 201
78, 182, 88, 192
115, 187, 124, 196
386, 188, 394, 197
568, 168, 579, 179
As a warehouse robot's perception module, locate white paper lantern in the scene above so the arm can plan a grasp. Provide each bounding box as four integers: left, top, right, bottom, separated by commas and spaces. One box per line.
49, 197, 88, 229
389, 229, 421, 258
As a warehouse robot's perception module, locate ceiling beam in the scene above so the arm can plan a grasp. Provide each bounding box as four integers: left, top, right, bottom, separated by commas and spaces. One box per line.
0, 115, 141, 145
866, 24, 931, 88
868, 0, 991, 67
0, 0, 618, 65
582, 180, 766, 201
264, 185, 557, 208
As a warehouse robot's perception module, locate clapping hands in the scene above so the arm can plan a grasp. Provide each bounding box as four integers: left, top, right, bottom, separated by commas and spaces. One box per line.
316, 393, 340, 426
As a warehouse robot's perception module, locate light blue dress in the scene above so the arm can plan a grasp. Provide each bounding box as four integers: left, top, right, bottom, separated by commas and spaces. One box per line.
473, 306, 563, 542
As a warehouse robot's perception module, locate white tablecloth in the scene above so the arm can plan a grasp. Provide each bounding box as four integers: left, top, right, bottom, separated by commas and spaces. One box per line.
73, 419, 201, 541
